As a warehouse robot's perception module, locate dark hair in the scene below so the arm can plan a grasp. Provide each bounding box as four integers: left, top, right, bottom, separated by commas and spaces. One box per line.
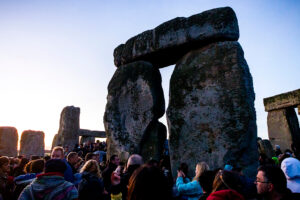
127, 164, 171, 200
31, 159, 45, 173
110, 155, 118, 162
258, 165, 287, 193
199, 170, 216, 193
0, 156, 9, 167
45, 159, 66, 174
178, 163, 189, 176
211, 170, 243, 194
85, 153, 95, 161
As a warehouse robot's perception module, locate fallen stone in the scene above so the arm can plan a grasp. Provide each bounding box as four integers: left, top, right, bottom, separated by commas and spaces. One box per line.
0, 127, 18, 157
104, 61, 165, 162
114, 7, 239, 68
167, 41, 258, 178
19, 130, 45, 158
267, 108, 300, 152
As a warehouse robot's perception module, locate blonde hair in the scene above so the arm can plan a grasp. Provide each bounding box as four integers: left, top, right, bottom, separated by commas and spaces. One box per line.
80, 160, 101, 178
193, 162, 209, 181
51, 146, 64, 156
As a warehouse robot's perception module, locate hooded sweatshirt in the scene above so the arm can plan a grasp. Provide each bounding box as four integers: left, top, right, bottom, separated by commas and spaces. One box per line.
18, 172, 78, 200
281, 157, 300, 193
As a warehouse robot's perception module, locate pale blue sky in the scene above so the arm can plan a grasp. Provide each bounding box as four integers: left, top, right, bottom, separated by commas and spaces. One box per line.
0, 0, 299, 149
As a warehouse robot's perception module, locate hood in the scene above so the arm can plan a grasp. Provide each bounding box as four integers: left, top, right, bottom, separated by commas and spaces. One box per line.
14, 173, 37, 184
281, 157, 300, 180
29, 173, 66, 198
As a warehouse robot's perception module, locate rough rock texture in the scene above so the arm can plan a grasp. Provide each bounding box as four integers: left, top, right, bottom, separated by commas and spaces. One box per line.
167, 41, 258, 178
257, 139, 275, 158
140, 121, 167, 162
52, 106, 80, 150
267, 108, 300, 151
52, 133, 61, 148
19, 130, 45, 157
114, 7, 239, 68
264, 89, 300, 111
80, 136, 95, 144
104, 61, 165, 162
0, 127, 18, 157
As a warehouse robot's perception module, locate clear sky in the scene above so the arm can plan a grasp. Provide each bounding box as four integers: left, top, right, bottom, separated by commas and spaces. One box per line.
0, 0, 299, 150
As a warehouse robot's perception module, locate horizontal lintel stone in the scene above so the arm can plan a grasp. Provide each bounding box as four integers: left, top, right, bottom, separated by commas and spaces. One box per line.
264, 89, 300, 112
114, 7, 239, 68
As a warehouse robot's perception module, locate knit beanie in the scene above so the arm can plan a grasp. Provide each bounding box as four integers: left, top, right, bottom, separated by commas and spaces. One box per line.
45, 159, 66, 174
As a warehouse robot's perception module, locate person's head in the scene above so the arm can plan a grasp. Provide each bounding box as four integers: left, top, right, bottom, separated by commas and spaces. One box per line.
146, 159, 159, 168
178, 162, 189, 176
0, 156, 10, 174
194, 162, 209, 181
19, 157, 29, 168
30, 159, 45, 174
127, 154, 143, 168
85, 152, 96, 162
127, 164, 170, 200
45, 159, 66, 174
80, 159, 101, 178
211, 170, 243, 194
67, 152, 78, 165
110, 155, 120, 166
199, 170, 216, 194
255, 165, 287, 197
24, 161, 33, 173
75, 157, 83, 170
51, 146, 64, 159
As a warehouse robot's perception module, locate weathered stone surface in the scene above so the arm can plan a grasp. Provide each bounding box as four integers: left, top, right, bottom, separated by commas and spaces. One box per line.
264, 89, 300, 112
267, 108, 300, 151
80, 136, 95, 144
54, 106, 80, 150
104, 61, 165, 162
52, 133, 61, 148
0, 127, 18, 157
19, 130, 45, 158
257, 139, 275, 158
167, 41, 258, 178
79, 129, 106, 138
114, 7, 239, 68
140, 121, 167, 162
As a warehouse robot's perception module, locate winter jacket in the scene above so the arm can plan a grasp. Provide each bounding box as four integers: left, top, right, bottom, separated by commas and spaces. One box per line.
64, 159, 75, 183
207, 189, 245, 200
78, 171, 104, 200
281, 157, 300, 193
13, 173, 39, 200
176, 177, 203, 200
18, 172, 78, 200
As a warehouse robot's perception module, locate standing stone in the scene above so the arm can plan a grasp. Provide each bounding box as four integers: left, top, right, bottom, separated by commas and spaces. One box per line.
167, 41, 258, 178
257, 139, 275, 158
55, 106, 80, 150
104, 61, 165, 162
140, 121, 167, 162
52, 133, 61, 148
19, 130, 45, 158
267, 108, 300, 151
0, 127, 18, 157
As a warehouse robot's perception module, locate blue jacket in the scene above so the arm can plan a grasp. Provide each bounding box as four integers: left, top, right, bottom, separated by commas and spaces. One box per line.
63, 159, 74, 183
176, 177, 203, 200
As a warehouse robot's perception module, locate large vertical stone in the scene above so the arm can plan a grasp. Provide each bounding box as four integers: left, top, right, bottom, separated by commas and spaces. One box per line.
19, 130, 45, 158
267, 108, 300, 151
55, 106, 80, 150
104, 61, 165, 162
0, 127, 18, 157
167, 41, 258, 178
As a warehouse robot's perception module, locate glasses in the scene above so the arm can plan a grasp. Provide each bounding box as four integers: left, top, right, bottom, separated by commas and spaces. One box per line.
254, 179, 270, 184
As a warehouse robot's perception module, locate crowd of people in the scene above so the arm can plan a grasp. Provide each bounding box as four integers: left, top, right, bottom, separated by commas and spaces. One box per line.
0, 140, 300, 200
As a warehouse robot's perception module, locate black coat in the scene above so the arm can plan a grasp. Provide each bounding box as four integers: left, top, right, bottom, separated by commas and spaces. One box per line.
78, 172, 104, 200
